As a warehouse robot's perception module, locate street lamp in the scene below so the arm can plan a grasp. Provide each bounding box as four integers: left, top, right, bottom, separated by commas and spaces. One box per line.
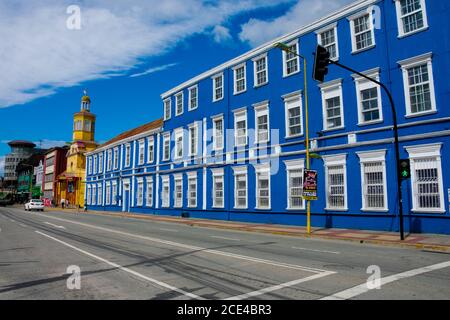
274, 42, 313, 235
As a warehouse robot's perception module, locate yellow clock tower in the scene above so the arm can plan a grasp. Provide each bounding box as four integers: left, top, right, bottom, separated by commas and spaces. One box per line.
56, 91, 99, 208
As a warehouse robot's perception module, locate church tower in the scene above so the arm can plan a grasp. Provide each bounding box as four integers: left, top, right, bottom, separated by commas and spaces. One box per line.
73, 90, 96, 143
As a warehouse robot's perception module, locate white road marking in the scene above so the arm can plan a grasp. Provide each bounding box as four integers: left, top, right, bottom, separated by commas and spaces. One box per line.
19, 223, 27, 227
33, 213, 330, 273
159, 228, 178, 232
226, 271, 336, 300
35, 231, 202, 300
292, 246, 340, 255
211, 236, 241, 241
44, 222, 66, 229
321, 260, 450, 300
9, 219, 15, 222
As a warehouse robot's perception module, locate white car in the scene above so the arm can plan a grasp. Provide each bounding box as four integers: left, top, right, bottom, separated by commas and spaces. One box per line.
24, 199, 45, 212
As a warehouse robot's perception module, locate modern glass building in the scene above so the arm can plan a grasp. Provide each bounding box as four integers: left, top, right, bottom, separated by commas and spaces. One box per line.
86, 0, 450, 234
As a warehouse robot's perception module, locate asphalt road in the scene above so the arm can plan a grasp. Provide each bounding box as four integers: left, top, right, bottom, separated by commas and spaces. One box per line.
0, 206, 449, 300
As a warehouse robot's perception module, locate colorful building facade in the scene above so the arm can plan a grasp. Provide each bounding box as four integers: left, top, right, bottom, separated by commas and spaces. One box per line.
86, 0, 450, 234
42, 146, 68, 205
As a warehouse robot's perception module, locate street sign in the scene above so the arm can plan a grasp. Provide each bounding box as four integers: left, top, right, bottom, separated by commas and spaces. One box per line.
303, 170, 318, 201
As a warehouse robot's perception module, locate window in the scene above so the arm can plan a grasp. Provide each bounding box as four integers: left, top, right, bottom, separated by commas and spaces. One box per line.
146, 177, 153, 207
105, 183, 111, 205
189, 124, 198, 156
84, 119, 91, 132
163, 133, 170, 161
320, 80, 344, 131
285, 160, 305, 210
284, 93, 303, 138
107, 150, 112, 171
233, 64, 246, 94
395, 0, 428, 37
175, 92, 184, 116
112, 181, 117, 205
137, 179, 144, 206
88, 157, 92, 175
98, 153, 103, 173
187, 173, 197, 208
97, 184, 102, 206
317, 24, 339, 60
161, 177, 170, 208
234, 109, 247, 147
233, 167, 247, 209
353, 69, 383, 125
164, 98, 171, 121
253, 102, 269, 143
255, 165, 271, 210
138, 140, 145, 165
92, 155, 97, 174
406, 144, 445, 213
147, 137, 154, 163
349, 12, 375, 52
212, 116, 224, 151
87, 185, 91, 205
323, 155, 347, 210
92, 185, 97, 205
213, 73, 224, 102
399, 53, 436, 117
357, 150, 388, 211
174, 129, 183, 160
188, 85, 198, 110
74, 120, 82, 131
253, 54, 268, 87
125, 144, 131, 167
113, 148, 119, 169
174, 176, 183, 208
212, 169, 224, 208
282, 41, 299, 77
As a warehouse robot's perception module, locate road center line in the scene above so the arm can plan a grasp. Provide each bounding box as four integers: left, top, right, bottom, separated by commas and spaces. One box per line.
44, 222, 66, 229
292, 246, 340, 255
33, 213, 329, 273
35, 231, 202, 300
211, 236, 241, 241
321, 260, 450, 300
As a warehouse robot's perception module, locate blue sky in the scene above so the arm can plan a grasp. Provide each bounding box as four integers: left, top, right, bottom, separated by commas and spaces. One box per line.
0, 0, 354, 176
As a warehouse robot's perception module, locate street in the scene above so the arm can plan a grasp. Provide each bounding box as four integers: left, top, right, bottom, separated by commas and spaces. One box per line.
0, 207, 449, 300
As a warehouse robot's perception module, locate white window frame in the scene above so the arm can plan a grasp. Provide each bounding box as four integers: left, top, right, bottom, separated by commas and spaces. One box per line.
147, 136, 154, 164
233, 63, 247, 95
112, 181, 117, 205
163, 133, 171, 161
316, 22, 339, 61
233, 108, 247, 147
233, 166, 248, 209
253, 54, 268, 87
285, 160, 305, 210
283, 91, 304, 138
282, 40, 300, 77
395, 0, 429, 38
175, 92, 184, 116
319, 79, 345, 131
164, 98, 172, 121
93, 155, 97, 174
113, 147, 119, 170
212, 115, 224, 151
136, 178, 144, 207
98, 153, 103, 174
352, 68, 384, 125
212, 168, 225, 209
174, 174, 183, 208
212, 73, 224, 102
348, 10, 376, 53
188, 85, 198, 111
146, 177, 153, 207
174, 128, 184, 160
398, 53, 436, 118
322, 154, 348, 211
357, 150, 388, 212
92, 184, 97, 205
187, 172, 197, 208
161, 176, 170, 208
188, 123, 198, 157
253, 101, 270, 144
255, 163, 271, 210
405, 144, 445, 213
105, 182, 111, 205
138, 139, 145, 165
125, 144, 131, 167
88, 157, 92, 175
87, 185, 91, 205
97, 183, 102, 206
107, 150, 112, 171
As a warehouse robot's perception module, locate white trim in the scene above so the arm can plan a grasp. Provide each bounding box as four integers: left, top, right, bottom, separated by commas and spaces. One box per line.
211, 168, 225, 208
174, 128, 184, 160
316, 22, 340, 61
147, 136, 155, 164
164, 98, 171, 121
282, 40, 300, 77
162, 132, 171, 161
188, 85, 198, 111
233, 63, 247, 95
395, 0, 429, 38
348, 8, 376, 53
186, 172, 197, 208
253, 101, 270, 144
352, 68, 383, 125
234, 108, 248, 147
322, 154, 348, 211
212, 115, 224, 151
175, 92, 184, 116
146, 176, 154, 208
188, 122, 199, 157
253, 54, 269, 87
173, 174, 183, 208
233, 166, 248, 209
212, 73, 224, 102
320, 79, 345, 131
254, 163, 271, 210
161, 175, 170, 208
284, 92, 304, 138
138, 139, 145, 165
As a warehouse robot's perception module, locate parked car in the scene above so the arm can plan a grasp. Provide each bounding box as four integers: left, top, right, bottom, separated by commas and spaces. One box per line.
24, 199, 45, 211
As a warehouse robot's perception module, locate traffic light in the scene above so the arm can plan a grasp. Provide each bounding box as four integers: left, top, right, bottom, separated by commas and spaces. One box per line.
399, 159, 411, 180
313, 45, 330, 82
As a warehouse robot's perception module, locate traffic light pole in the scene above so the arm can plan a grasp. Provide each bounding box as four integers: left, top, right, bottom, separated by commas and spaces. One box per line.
328, 60, 405, 241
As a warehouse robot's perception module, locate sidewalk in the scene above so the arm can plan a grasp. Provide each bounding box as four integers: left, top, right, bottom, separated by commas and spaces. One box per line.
42, 206, 450, 253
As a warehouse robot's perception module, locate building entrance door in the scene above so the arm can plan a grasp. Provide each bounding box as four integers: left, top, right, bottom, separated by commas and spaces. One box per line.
123, 182, 130, 212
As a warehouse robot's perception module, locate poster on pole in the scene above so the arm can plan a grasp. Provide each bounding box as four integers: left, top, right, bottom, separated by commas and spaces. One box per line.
303, 170, 318, 201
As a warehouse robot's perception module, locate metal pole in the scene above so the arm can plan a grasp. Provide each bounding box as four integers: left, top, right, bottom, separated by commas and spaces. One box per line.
303, 57, 312, 235
329, 60, 405, 240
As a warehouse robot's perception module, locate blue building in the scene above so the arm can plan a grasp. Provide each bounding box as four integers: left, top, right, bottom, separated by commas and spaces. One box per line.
86, 0, 450, 234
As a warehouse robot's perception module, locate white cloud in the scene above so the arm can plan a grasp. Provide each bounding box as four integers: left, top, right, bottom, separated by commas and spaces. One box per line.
0, 0, 289, 108
212, 25, 232, 43
239, 0, 355, 47
130, 63, 178, 78
34, 139, 68, 149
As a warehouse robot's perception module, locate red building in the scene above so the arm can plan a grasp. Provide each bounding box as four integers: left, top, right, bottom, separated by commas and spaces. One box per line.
42, 146, 69, 205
